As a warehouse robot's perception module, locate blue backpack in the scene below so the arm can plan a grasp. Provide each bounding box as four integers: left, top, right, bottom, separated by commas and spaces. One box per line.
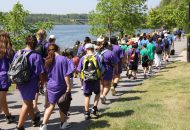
97, 49, 109, 75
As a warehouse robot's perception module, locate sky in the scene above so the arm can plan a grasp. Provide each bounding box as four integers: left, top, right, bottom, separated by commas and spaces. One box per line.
0, 0, 161, 14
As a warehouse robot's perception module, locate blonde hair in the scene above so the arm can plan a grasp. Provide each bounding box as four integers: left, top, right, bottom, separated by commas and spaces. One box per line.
36, 29, 47, 41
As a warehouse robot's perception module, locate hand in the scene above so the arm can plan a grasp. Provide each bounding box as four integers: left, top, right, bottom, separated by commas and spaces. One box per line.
66, 88, 71, 93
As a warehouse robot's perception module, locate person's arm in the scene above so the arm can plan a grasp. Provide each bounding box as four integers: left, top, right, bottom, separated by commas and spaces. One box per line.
65, 75, 71, 93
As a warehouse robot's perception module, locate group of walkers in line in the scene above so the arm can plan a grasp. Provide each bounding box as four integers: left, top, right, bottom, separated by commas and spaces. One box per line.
0, 28, 177, 130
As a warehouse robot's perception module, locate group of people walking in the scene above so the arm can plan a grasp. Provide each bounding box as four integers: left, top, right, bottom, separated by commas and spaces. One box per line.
0, 29, 175, 130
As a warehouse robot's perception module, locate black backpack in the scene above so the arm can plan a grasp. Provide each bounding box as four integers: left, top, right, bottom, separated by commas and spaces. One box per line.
35, 42, 47, 58
156, 44, 163, 54
8, 50, 32, 85
164, 39, 169, 49
142, 55, 149, 63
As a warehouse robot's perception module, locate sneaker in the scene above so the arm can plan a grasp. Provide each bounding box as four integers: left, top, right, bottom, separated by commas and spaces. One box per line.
39, 124, 47, 130
110, 87, 116, 96
84, 111, 91, 120
15, 126, 25, 130
6, 114, 16, 124
91, 106, 99, 118
81, 87, 83, 90
60, 122, 71, 129
100, 95, 106, 104
32, 113, 41, 127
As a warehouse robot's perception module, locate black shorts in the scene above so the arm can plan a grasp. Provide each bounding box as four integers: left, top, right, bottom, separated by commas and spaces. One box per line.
0, 88, 9, 91
142, 62, 148, 68
129, 64, 138, 71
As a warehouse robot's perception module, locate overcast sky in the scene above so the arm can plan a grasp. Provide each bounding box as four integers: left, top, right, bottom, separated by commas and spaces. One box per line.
0, 0, 161, 14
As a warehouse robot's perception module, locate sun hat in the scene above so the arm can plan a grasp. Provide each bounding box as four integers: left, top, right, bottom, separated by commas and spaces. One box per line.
85, 43, 94, 49
97, 35, 105, 42
49, 35, 56, 39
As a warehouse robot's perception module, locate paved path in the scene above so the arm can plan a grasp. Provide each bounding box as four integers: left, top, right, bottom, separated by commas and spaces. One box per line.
0, 38, 187, 130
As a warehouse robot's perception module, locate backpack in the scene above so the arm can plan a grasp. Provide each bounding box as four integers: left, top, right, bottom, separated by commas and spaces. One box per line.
129, 48, 136, 62
164, 39, 169, 49
156, 44, 163, 54
35, 42, 47, 58
8, 50, 33, 85
81, 55, 101, 82
98, 49, 109, 75
142, 54, 149, 63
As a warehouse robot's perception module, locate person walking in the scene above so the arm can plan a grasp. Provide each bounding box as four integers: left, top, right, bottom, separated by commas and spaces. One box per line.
146, 38, 156, 74
13, 35, 45, 130
0, 31, 15, 124
77, 43, 102, 120
40, 44, 72, 130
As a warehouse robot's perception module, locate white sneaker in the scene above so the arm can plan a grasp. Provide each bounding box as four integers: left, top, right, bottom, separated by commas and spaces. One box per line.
60, 122, 71, 129
39, 124, 47, 130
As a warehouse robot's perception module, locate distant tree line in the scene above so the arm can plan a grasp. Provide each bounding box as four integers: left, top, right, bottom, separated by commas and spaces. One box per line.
0, 12, 88, 25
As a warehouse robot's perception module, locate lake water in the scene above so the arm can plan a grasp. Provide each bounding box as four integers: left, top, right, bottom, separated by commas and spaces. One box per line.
49, 25, 153, 50
49, 25, 96, 50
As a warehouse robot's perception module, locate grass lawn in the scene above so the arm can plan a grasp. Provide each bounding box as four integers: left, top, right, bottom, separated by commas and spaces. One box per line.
86, 62, 190, 130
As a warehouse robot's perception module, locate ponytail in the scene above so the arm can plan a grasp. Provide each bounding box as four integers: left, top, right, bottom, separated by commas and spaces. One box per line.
45, 44, 59, 70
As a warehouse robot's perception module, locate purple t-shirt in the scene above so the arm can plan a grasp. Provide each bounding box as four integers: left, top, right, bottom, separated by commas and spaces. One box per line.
46, 55, 72, 104
77, 45, 86, 57
128, 48, 140, 65
16, 50, 45, 100
102, 49, 118, 80
112, 44, 125, 74
0, 55, 14, 89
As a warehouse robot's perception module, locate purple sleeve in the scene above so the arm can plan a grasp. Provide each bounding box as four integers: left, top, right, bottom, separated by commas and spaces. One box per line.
77, 57, 84, 72
69, 59, 75, 72
32, 54, 45, 75
61, 58, 72, 76
119, 48, 125, 59
110, 52, 119, 64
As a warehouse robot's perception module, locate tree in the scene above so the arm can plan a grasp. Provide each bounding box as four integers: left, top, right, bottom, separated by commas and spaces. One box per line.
1, 2, 53, 50
88, 0, 147, 37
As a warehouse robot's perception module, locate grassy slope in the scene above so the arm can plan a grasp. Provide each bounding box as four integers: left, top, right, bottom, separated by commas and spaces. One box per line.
86, 62, 190, 130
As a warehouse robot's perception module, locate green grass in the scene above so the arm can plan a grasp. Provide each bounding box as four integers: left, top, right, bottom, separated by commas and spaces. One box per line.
86, 62, 190, 130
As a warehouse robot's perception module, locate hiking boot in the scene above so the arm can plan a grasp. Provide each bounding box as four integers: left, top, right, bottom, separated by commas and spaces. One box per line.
60, 122, 71, 129
84, 111, 91, 120
91, 106, 99, 118
111, 87, 116, 96
32, 112, 41, 127
100, 95, 106, 104
15, 126, 25, 130
6, 114, 16, 124
39, 124, 47, 130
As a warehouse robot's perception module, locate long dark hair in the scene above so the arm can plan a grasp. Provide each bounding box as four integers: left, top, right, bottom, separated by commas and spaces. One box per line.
45, 44, 59, 70
25, 35, 37, 50
0, 31, 14, 59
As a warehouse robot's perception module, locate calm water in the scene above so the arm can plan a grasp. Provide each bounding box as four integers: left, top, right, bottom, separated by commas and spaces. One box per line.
48, 25, 95, 50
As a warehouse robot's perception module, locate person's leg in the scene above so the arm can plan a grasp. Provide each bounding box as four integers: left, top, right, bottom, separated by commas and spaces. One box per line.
42, 104, 55, 124
102, 80, 111, 97
33, 93, 40, 113
17, 100, 35, 128
84, 96, 91, 112
100, 79, 104, 96
59, 110, 67, 123
0, 91, 10, 116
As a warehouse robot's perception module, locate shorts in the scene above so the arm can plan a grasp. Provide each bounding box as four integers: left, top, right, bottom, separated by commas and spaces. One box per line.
129, 64, 138, 71
142, 62, 148, 68
83, 80, 100, 96
0, 88, 9, 91
57, 92, 72, 115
